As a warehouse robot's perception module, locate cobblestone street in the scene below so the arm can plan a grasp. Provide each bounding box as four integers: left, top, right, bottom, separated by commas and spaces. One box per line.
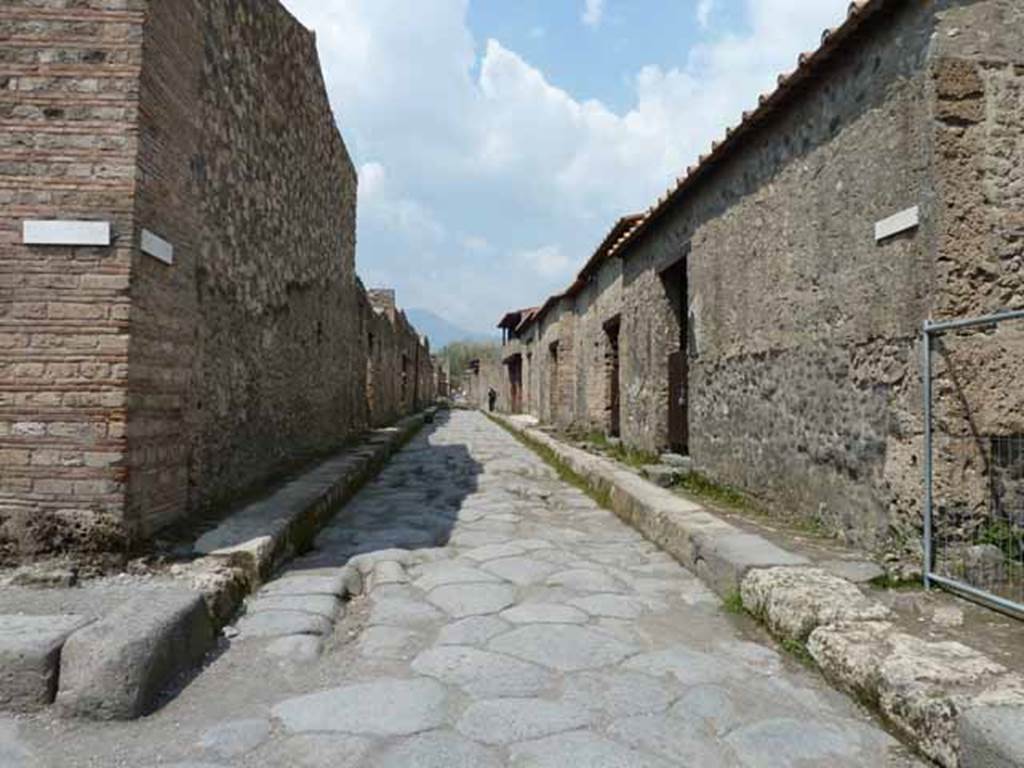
6, 411, 919, 767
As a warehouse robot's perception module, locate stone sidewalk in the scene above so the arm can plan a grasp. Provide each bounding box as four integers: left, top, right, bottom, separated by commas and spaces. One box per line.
3, 410, 920, 767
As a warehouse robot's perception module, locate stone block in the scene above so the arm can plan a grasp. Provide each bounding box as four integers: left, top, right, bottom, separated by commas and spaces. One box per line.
0, 615, 92, 711
808, 621, 1019, 767
56, 591, 215, 720
740, 566, 890, 643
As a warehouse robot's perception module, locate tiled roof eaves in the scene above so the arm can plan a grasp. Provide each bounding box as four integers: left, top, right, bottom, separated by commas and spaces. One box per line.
607, 0, 890, 260
516, 213, 645, 335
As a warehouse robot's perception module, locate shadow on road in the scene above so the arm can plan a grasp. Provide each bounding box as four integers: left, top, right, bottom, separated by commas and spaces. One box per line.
287, 410, 482, 571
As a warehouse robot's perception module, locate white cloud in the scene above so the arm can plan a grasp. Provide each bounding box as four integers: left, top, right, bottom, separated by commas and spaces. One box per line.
282, 0, 849, 331
582, 0, 605, 28
358, 161, 446, 245
696, 0, 714, 29
517, 245, 573, 280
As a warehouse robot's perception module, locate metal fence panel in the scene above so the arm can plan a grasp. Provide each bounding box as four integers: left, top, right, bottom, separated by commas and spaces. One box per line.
923, 309, 1024, 619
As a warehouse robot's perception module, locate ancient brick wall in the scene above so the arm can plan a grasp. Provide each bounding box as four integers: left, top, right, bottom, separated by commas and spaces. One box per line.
0, 0, 145, 558
1, 0, 434, 558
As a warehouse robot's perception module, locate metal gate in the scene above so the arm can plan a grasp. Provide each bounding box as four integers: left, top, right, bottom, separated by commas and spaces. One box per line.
923, 309, 1024, 619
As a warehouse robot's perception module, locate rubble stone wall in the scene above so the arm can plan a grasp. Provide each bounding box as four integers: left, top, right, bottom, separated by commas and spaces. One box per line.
621, 0, 938, 552
0, 0, 433, 559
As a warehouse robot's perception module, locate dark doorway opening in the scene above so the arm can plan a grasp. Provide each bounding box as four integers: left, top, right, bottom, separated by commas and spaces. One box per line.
660, 254, 690, 454
506, 354, 523, 414
548, 341, 559, 424
603, 316, 621, 438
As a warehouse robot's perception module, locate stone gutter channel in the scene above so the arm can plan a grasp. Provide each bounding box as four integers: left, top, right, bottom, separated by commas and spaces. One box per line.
487, 411, 1024, 768
0, 409, 433, 722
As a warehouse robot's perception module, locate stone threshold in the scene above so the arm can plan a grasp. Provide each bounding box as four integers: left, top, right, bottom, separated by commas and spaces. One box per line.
488, 411, 1024, 768
0, 409, 434, 721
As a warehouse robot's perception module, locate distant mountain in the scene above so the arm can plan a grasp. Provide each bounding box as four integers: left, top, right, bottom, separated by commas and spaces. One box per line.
404, 308, 498, 350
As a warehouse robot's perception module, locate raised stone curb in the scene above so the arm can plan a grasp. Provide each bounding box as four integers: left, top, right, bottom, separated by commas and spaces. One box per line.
490, 413, 808, 596
192, 411, 432, 587
488, 411, 1024, 767
0, 615, 92, 712
741, 566, 891, 643
56, 590, 214, 720
0, 410, 433, 722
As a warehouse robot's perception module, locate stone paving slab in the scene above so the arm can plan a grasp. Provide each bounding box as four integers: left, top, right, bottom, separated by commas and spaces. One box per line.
491, 411, 1024, 767
9, 411, 926, 767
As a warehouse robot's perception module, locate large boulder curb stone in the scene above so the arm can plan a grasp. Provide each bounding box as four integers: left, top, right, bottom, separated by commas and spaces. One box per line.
808, 621, 1024, 767
0, 615, 92, 711
740, 566, 890, 643
56, 591, 215, 720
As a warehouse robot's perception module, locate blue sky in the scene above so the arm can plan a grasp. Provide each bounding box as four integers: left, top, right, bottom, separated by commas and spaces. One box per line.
282, 0, 849, 337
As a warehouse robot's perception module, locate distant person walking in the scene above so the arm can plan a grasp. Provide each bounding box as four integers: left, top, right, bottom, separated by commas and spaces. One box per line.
487, 387, 497, 412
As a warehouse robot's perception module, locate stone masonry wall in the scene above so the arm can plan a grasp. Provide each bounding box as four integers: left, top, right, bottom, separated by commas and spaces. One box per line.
1, 0, 434, 559
621, 0, 938, 552
129, 0, 367, 535
573, 256, 624, 437
0, 0, 144, 559
924, 1, 1024, 568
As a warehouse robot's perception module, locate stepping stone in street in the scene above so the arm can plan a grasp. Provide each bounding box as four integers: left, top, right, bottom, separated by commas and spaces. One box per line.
272, 678, 447, 736
488, 624, 639, 672
412, 645, 553, 698
426, 584, 517, 618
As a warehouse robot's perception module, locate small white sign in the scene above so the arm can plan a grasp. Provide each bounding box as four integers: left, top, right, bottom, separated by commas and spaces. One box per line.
875, 206, 920, 242
141, 229, 174, 265
23, 220, 110, 246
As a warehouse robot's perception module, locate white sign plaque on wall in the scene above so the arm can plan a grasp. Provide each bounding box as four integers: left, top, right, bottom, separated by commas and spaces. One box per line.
875, 206, 920, 242
141, 229, 174, 265
23, 220, 111, 246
